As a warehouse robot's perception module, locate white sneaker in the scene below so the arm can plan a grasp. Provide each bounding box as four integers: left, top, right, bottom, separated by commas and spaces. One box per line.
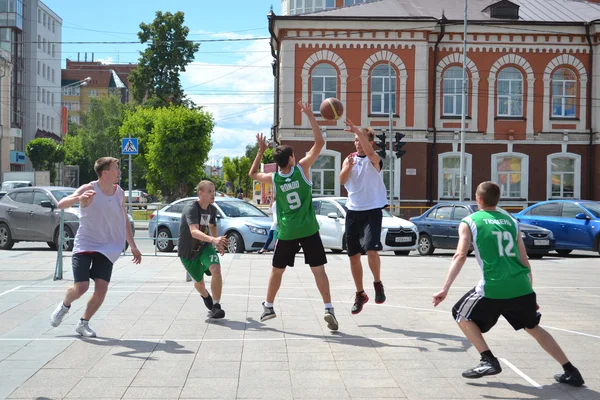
75, 320, 96, 338
50, 302, 70, 327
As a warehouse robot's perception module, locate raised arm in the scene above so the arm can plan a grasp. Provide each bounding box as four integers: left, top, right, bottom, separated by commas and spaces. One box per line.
249, 133, 274, 185
58, 183, 94, 209
345, 118, 381, 171
297, 101, 325, 175
339, 153, 355, 185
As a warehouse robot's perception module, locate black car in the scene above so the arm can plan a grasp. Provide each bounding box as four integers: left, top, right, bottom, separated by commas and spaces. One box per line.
409, 202, 556, 259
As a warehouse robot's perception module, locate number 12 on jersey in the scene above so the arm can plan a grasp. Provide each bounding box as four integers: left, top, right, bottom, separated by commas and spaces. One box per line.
492, 231, 516, 257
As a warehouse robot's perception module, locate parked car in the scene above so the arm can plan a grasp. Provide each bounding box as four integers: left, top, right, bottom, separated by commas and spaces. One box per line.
410, 202, 556, 258
0, 181, 33, 200
514, 200, 600, 256
312, 197, 418, 255
124, 190, 148, 209
0, 186, 135, 251
148, 197, 273, 253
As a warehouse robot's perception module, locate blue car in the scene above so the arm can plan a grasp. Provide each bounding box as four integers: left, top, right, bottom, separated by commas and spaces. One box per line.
514, 200, 600, 256
148, 197, 274, 253
410, 202, 556, 258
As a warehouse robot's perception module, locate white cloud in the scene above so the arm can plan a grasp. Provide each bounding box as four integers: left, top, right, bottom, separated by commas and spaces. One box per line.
95, 57, 115, 64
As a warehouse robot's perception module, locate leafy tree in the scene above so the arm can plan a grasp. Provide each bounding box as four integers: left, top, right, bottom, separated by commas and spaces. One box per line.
245, 142, 274, 165
129, 11, 199, 107
222, 156, 252, 195
26, 138, 65, 182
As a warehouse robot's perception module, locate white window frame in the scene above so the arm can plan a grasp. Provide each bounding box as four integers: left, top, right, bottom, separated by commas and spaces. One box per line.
491, 152, 529, 199
370, 64, 396, 115
290, 0, 334, 14
497, 67, 523, 117
547, 153, 581, 199
380, 151, 401, 203
311, 63, 337, 114
37, 34, 41, 49
442, 66, 467, 116
70, 115, 80, 124
344, 0, 368, 5
551, 68, 577, 118
437, 152, 473, 200
308, 149, 341, 196
89, 89, 98, 97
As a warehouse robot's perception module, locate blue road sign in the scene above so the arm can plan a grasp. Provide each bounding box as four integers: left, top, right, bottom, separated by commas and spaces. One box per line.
122, 138, 139, 155
226, 182, 231, 187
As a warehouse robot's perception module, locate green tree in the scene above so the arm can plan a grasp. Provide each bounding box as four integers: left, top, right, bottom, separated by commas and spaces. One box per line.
245, 142, 274, 165
121, 106, 214, 202
26, 138, 65, 182
129, 11, 199, 107
222, 156, 252, 195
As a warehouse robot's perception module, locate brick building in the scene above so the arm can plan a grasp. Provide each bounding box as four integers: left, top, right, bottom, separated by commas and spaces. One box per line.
268, 0, 600, 215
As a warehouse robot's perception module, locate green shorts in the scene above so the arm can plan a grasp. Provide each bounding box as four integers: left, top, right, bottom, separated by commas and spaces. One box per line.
180, 246, 220, 282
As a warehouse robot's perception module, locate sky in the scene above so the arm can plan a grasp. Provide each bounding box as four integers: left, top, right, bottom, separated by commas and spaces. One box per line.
47, 0, 280, 166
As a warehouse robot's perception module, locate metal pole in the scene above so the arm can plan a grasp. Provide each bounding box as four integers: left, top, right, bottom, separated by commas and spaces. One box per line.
388, 61, 393, 207
53, 209, 64, 280
458, 0, 468, 202
128, 151, 132, 216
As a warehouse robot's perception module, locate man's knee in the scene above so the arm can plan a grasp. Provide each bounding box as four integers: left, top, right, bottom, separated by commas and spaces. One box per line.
73, 282, 90, 297
93, 279, 109, 296
209, 264, 222, 277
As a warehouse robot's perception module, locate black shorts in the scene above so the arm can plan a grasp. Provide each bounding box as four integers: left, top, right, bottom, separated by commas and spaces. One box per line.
72, 252, 114, 283
272, 231, 327, 268
452, 288, 541, 333
345, 208, 383, 256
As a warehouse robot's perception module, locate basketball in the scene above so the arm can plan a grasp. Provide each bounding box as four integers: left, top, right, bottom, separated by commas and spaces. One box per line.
320, 98, 344, 120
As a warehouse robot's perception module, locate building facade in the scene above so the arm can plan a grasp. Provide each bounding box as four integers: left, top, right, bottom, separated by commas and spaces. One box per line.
269, 0, 600, 216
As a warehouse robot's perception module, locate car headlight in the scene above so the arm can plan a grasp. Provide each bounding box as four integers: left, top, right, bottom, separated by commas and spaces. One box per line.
247, 225, 267, 235
411, 225, 418, 232
547, 231, 554, 239
521, 232, 526, 238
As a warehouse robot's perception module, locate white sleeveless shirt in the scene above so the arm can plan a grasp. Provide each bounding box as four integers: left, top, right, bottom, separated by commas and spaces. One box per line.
344, 154, 388, 211
73, 181, 127, 264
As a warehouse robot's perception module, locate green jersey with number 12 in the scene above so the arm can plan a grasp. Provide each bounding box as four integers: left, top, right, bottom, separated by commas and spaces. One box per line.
273, 166, 319, 240
462, 210, 533, 299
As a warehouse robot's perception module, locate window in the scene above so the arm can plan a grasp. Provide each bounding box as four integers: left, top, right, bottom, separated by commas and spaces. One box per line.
43, 12, 46, 26
433, 206, 453, 220
51, 93, 54, 106
46, 91, 50, 104
453, 206, 470, 221
36, 112, 40, 127
52, 19, 56, 33
10, 191, 33, 204
33, 191, 51, 206
51, 117, 54, 131
528, 203, 560, 217
344, 0, 368, 5
52, 44, 55, 57
492, 153, 529, 199
38, 8, 41, 23
63, 87, 81, 96
562, 203, 583, 219
42, 88, 45, 103
37, 86, 40, 101
443, 66, 467, 116
438, 153, 472, 200
497, 67, 523, 117
548, 154, 580, 199
52, 69, 54, 82
41, 114, 45, 128
371, 64, 396, 114
311, 64, 337, 114
552, 68, 577, 118
47, 116, 50, 130
70, 115, 80, 124
37, 61, 40, 74
43, 38, 46, 52
290, 0, 335, 14
42, 63, 45, 78
319, 201, 339, 217
89, 89, 98, 97
62, 102, 80, 111
37, 34, 41, 49
311, 155, 335, 196
47, 66, 50, 79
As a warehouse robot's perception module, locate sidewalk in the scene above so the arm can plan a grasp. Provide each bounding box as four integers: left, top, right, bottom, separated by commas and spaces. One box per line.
0, 250, 599, 399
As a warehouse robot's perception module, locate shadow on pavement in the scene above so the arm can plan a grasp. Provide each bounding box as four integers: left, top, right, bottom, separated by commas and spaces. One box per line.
359, 324, 472, 352
469, 381, 598, 399
65, 336, 194, 360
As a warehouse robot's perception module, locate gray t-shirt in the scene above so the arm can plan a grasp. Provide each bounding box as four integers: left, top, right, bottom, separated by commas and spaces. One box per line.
178, 201, 217, 260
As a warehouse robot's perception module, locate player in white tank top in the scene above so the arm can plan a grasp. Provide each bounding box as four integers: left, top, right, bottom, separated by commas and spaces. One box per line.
49, 157, 142, 338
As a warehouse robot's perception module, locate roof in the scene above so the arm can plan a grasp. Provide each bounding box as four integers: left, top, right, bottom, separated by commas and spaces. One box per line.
290, 0, 600, 23
62, 60, 137, 89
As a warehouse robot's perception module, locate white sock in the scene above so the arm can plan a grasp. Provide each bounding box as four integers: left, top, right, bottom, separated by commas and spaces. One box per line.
265, 302, 274, 307
324, 303, 333, 309
214, 299, 220, 304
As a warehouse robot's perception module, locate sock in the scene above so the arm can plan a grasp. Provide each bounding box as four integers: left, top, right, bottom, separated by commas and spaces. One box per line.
63, 302, 70, 309
265, 302, 274, 307
80, 318, 88, 322
481, 350, 495, 360
562, 362, 576, 372
213, 299, 220, 304
324, 303, 333, 309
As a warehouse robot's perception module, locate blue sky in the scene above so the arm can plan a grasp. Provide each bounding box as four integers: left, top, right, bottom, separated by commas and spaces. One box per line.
47, 0, 280, 165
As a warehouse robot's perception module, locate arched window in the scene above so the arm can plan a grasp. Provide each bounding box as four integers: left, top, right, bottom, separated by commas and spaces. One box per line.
438, 152, 472, 199
491, 152, 529, 199
551, 68, 577, 118
371, 64, 396, 115
310, 150, 341, 196
443, 66, 467, 116
547, 153, 581, 199
497, 67, 523, 117
311, 63, 337, 114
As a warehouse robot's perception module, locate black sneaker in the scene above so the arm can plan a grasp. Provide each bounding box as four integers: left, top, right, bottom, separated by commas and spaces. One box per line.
555, 368, 585, 387
201, 293, 213, 310
324, 308, 339, 331
351, 292, 369, 315
261, 302, 276, 322
209, 303, 225, 319
374, 281, 386, 304
462, 357, 502, 378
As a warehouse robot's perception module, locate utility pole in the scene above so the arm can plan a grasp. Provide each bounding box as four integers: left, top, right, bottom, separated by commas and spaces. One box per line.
458, 0, 468, 201
388, 61, 394, 206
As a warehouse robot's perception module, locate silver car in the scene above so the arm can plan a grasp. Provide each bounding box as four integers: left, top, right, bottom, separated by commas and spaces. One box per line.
0, 186, 135, 251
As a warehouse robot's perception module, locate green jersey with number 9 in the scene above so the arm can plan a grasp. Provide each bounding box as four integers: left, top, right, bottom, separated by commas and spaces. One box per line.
273, 166, 319, 240
462, 210, 533, 299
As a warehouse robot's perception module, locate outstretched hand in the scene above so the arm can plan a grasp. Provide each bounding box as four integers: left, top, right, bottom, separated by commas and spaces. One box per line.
130, 247, 142, 264
344, 118, 360, 135
298, 101, 314, 118
256, 133, 268, 153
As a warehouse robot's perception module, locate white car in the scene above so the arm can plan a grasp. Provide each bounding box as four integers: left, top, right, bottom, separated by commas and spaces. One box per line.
312, 197, 418, 255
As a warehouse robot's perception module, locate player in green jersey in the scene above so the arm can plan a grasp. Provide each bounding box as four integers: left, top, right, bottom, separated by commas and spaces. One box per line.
249, 101, 338, 331
433, 181, 584, 386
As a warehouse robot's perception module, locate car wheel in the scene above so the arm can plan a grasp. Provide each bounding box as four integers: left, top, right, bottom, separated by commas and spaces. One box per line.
528, 254, 544, 259
394, 251, 410, 256
0, 223, 14, 250
54, 226, 74, 252
417, 234, 434, 256
156, 227, 175, 252
47, 242, 57, 250
227, 231, 245, 253
556, 249, 572, 256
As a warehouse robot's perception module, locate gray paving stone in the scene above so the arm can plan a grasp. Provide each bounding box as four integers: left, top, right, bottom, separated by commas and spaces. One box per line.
180, 377, 238, 399
122, 386, 183, 399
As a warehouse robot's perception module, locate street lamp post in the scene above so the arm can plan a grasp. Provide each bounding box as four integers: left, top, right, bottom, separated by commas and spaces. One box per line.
458, 0, 468, 202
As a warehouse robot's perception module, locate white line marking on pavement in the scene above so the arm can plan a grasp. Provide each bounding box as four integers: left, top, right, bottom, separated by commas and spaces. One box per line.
500, 358, 543, 389
0, 286, 23, 297
540, 326, 600, 340
0, 336, 420, 343
24, 285, 600, 290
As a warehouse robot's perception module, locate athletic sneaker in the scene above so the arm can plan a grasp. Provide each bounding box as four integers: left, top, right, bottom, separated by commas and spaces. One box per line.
351, 292, 369, 314
261, 302, 276, 321
209, 303, 225, 319
462, 357, 502, 378
201, 293, 214, 310
75, 320, 97, 338
50, 302, 70, 327
555, 368, 585, 387
324, 308, 339, 331
374, 281, 386, 304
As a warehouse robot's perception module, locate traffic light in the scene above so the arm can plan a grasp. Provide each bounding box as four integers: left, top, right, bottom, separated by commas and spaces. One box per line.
394, 132, 406, 158
375, 133, 387, 159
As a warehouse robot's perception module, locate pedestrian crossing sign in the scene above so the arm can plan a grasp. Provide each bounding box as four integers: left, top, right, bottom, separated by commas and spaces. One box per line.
122, 138, 139, 155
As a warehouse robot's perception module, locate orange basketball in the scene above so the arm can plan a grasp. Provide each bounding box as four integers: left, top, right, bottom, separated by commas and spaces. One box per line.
319, 98, 344, 120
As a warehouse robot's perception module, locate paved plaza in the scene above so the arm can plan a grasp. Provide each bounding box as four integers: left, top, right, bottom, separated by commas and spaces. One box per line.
0, 246, 599, 399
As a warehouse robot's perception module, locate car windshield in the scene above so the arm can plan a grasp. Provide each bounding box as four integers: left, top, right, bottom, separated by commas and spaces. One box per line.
218, 200, 267, 218
581, 202, 600, 218
1, 182, 29, 191
334, 198, 394, 217
51, 189, 77, 206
